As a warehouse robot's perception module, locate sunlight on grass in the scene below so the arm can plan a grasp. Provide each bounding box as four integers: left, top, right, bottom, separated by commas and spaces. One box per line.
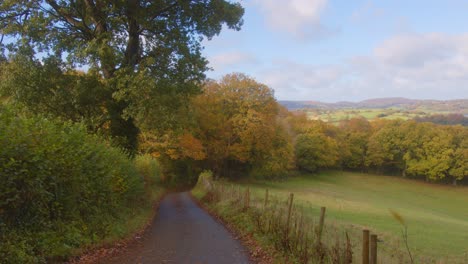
243, 171, 468, 258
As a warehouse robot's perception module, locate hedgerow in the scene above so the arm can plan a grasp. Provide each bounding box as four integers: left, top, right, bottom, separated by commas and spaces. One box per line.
0, 107, 145, 262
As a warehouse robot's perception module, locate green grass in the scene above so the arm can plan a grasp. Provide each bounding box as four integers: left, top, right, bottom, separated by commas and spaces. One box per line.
242, 171, 468, 259
306, 108, 438, 123
101, 186, 165, 243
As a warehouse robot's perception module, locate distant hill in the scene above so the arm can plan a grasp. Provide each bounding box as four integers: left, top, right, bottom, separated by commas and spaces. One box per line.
357, 97, 418, 108
279, 97, 468, 114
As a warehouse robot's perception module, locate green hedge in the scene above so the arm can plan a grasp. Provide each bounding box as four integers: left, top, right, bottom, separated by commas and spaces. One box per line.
135, 154, 161, 186
0, 108, 145, 263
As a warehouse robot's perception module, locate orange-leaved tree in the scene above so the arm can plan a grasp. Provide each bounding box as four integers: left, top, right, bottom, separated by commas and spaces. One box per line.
192, 73, 293, 178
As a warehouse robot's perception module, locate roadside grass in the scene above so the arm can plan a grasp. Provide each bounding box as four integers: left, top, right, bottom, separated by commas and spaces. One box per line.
192, 172, 289, 263
94, 186, 165, 246
241, 171, 468, 261
100, 154, 166, 243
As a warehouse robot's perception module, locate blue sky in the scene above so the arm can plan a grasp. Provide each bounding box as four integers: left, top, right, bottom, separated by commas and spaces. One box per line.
202, 0, 468, 102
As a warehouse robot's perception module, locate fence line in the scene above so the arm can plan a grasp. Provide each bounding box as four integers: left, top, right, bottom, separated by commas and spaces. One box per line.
206, 181, 459, 264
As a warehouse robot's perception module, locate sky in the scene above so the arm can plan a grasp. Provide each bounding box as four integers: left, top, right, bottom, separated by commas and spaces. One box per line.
202, 0, 468, 102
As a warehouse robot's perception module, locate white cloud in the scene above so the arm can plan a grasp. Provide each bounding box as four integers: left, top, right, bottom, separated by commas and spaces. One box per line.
208, 51, 257, 71
373, 33, 457, 67
252, 0, 329, 38
257, 61, 345, 100
364, 33, 468, 87
255, 32, 468, 101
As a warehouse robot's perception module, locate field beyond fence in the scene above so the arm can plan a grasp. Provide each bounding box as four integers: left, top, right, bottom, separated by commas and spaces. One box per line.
197, 178, 468, 264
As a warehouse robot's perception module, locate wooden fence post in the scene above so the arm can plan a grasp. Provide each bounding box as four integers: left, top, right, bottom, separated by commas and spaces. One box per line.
317, 207, 326, 243
362, 229, 370, 264
370, 234, 377, 264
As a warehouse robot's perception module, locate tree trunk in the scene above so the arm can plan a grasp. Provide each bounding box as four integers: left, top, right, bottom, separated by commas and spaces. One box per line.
124, 0, 141, 69
108, 100, 139, 155
453, 178, 458, 186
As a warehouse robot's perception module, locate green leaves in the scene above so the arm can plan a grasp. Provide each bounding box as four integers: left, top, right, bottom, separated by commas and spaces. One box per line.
1, 0, 245, 153
0, 107, 144, 261
288, 115, 467, 182
295, 130, 339, 173
1, 0, 244, 81
0, 55, 109, 132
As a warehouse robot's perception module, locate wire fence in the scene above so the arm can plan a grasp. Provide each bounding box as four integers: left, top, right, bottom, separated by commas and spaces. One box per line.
201, 181, 467, 264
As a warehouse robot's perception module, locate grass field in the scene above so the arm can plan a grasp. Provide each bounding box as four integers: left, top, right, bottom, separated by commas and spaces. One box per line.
305, 108, 446, 124
242, 171, 468, 259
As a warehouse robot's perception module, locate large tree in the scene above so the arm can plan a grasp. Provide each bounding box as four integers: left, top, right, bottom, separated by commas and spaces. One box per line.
192, 73, 293, 178
366, 120, 408, 174
0, 0, 244, 152
294, 129, 339, 173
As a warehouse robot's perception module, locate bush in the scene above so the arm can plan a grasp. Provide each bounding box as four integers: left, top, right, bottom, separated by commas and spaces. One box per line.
135, 154, 162, 186
0, 107, 145, 262
195, 170, 214, 191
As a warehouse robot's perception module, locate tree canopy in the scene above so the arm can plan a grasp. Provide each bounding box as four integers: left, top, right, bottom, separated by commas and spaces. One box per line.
0, 0, 244, 152
1, 0, 243, 77
191, 73, 293, 178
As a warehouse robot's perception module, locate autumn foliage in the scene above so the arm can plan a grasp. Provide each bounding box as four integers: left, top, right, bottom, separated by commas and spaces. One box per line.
142, 73, 466, 185
191, 74, 293, 178
288, 114, 467, 185
142, 73, 294, 182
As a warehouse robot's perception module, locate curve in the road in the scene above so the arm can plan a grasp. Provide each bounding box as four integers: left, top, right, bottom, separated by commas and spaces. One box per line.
101, 192, 251, 264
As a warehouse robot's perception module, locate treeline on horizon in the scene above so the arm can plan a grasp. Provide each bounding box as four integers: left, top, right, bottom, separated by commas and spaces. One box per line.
182, 74, 468, 185
132, 73, 468, 186
293, 115, 467, 185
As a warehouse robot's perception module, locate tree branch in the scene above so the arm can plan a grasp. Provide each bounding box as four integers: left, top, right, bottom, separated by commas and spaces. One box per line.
151, 2, 179, 21
45, 0, 83, 29
83, 0, 107, 33
136, 2, 178, 34
0, 10, 30, 23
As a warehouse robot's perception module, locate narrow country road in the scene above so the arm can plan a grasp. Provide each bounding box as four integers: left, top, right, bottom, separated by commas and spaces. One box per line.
101, 192, 251, 264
